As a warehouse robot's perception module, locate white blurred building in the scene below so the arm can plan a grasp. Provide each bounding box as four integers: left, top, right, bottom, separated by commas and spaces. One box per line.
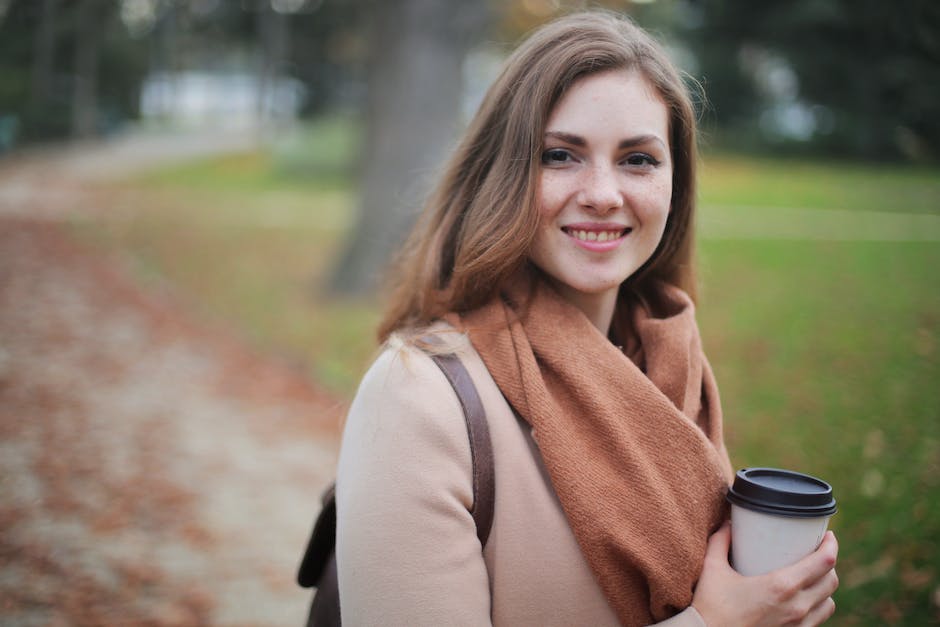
140, 71, 306, 128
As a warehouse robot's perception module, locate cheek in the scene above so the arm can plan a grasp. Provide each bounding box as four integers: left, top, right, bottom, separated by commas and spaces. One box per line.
636, 178, 673, 222
536, 172, 567, 217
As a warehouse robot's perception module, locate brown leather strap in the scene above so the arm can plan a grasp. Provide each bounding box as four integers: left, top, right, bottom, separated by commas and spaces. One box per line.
429, 351, 495, 547
299, 348, 495, 627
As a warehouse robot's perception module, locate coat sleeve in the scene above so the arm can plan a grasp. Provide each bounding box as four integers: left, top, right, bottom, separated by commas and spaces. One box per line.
335, 345, 492, 626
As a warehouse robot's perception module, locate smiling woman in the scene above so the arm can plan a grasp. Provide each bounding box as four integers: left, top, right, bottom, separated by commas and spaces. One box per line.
530, 69, 673, 331
312, 11, 841, 627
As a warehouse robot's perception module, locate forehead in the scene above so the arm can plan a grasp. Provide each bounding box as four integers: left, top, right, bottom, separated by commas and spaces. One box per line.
546, 69, 669, 137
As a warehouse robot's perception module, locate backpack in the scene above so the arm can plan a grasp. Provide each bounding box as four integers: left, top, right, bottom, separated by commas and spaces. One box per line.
296, 351, 496, 626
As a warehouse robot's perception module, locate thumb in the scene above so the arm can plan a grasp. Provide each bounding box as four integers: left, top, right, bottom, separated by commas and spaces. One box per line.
705, 521, 732, 562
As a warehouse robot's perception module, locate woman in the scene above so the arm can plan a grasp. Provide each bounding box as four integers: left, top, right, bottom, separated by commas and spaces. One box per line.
334, 11, 839, 626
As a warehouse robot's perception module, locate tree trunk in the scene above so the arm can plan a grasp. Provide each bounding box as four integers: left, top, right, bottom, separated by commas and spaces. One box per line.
257, 2, 290, 128
326, 0, 488, 296
30, 0, 59, 107
71, 0, 102, 138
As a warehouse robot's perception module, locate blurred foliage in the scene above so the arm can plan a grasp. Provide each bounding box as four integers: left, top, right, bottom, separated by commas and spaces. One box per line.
0, 0, 147, 141
0, 0, 373, 147
689, 0, 940, 161
2, 0, 939, 161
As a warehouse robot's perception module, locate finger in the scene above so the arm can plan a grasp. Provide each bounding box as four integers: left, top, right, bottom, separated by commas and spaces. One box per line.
780, 531, 838, 589
816, 531, 839, 568
705, 522, 731, 562
826, 531, 839, 563
800, 595, 836, 627
803, 568, 839, 607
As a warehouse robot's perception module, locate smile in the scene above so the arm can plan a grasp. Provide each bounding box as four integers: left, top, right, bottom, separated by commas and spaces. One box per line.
562, 227, 630, 242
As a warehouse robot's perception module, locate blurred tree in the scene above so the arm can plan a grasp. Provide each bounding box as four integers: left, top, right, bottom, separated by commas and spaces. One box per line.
2, 0, 935, 163
72, 0, 110, 138
249, 0, 330, 125
0, 0, 148, 144
0, 0, 373, 148
692, 0, 940, 161
0, 0, 69, 143
30, 0, 59, 109
286, 1, 369, 115
257, 0, 290, 124
326, 0, 490, 296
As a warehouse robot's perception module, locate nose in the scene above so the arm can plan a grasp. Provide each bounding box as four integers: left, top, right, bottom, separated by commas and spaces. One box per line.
576, 163, 623, 213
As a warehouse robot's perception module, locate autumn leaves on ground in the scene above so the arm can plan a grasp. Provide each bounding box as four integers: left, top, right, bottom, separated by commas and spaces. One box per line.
0, 141, 341, 626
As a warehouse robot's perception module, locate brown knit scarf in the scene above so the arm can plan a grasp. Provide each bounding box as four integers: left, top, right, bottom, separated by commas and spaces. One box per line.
448, 277, 733, 625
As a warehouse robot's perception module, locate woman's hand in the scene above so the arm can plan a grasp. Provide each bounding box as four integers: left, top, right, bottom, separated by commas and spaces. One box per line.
691, 523, 839, 626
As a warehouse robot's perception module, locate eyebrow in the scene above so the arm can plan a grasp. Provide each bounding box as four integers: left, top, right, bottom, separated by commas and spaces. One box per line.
544, 131, 667, 150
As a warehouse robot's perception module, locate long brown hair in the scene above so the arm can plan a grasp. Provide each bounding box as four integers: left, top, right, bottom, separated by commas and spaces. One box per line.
378, 11, 701, 342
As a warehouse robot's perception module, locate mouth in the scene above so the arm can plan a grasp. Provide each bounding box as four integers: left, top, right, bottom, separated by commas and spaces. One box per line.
561, 225, 632, 243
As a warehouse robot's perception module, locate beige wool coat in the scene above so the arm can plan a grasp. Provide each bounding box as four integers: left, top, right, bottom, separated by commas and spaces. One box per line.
335, 335, 707, 626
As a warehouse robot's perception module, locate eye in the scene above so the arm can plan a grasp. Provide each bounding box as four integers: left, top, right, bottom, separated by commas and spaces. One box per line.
624, 153, 661, 167
540, 148, 573, 165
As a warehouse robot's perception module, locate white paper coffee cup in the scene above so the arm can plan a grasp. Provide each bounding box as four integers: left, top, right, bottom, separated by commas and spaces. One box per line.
727, 468, 837, 577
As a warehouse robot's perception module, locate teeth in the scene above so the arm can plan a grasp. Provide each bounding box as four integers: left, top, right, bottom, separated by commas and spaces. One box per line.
569, 229, 622, 242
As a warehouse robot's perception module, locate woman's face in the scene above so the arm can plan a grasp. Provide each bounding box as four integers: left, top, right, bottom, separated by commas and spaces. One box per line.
529, 69, 673, 312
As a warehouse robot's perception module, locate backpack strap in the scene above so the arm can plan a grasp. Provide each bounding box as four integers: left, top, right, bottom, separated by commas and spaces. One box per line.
428, 351, 495, 547
297, 348, 495, 593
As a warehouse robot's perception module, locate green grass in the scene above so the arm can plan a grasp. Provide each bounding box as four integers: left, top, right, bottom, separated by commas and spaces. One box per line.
135, 114, 360, 194
699, 151, 940, 215
68, 119, 940, 625
698, 239, 939, 624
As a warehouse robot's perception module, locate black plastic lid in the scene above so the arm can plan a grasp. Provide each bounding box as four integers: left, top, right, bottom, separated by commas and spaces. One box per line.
726, 468, 837, 518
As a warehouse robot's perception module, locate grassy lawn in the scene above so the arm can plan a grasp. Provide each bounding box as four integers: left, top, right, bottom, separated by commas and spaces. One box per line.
699, 151, 940, 215
698, 239, 939, 624
68, 120, 939, 625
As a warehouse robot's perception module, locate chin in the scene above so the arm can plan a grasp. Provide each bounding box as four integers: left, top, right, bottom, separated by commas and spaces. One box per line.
582, 272, 634, 292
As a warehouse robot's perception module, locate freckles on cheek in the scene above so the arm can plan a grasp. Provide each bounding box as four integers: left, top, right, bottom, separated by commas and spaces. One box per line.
634, 187, 671, 221
534, 192, 548, 217
536, 172, 564, 216
651, 178, 673, 215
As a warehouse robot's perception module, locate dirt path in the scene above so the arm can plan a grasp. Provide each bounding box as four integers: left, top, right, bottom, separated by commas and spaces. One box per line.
0, 135, 343, 626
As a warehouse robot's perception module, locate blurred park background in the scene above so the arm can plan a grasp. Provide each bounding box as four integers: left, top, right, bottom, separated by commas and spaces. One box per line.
0, 0, 938, 625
